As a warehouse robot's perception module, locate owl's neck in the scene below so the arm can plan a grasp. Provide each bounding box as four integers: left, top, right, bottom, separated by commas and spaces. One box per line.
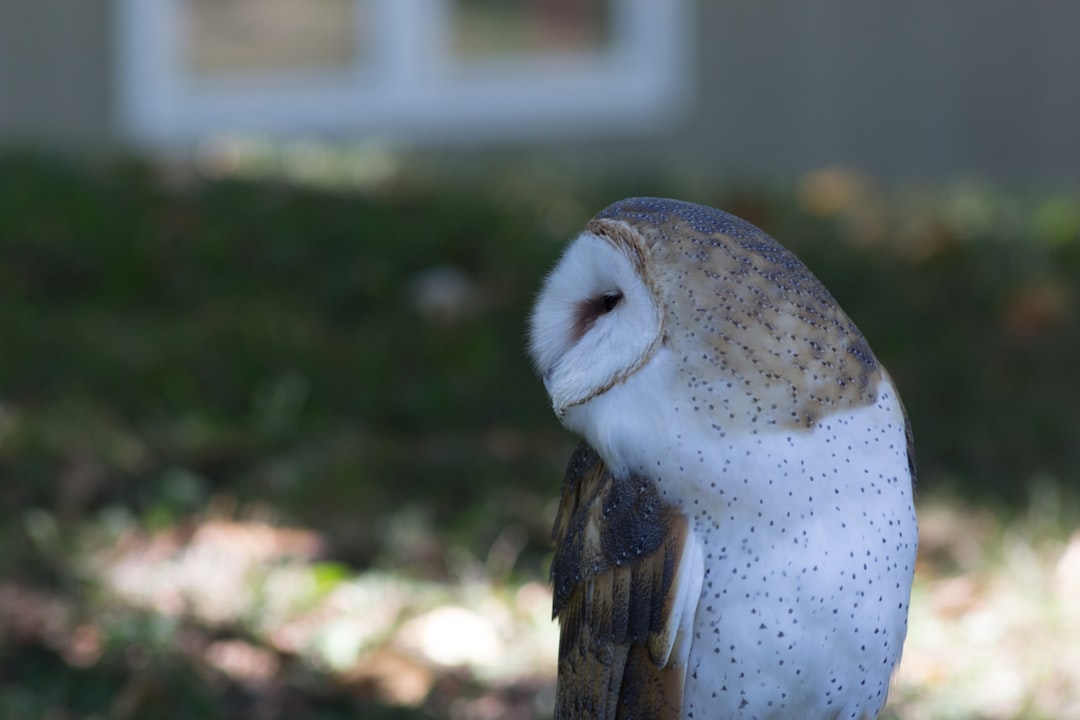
562, 347, 682, 482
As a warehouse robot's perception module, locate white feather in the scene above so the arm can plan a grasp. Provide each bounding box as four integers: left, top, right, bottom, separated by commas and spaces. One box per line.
528, 231, 661, 416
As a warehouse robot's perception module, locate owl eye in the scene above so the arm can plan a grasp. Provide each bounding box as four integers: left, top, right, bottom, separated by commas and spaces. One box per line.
572, 290, 624, 340
602, 291, 622, 313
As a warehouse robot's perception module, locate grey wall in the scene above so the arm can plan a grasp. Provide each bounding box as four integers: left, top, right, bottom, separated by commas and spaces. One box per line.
0, 0, 114, 151
673, 0, 1080, 184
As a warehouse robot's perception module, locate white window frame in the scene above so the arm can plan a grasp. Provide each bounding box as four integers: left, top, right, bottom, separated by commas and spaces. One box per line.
115, 0, 691, 147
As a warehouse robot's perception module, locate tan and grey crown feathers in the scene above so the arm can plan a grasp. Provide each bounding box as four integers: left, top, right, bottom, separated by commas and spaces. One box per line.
580, 197, 882, 429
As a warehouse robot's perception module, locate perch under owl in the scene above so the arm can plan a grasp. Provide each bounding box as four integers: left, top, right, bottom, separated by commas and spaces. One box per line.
529, 197, 917, 720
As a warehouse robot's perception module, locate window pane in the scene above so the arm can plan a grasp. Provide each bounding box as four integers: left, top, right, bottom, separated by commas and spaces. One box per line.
185, 0, 366, 76
451, 0, 614, 59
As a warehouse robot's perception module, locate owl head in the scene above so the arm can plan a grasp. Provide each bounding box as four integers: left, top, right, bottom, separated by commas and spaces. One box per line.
528, 212, 664, 416
528, 197, 881, 434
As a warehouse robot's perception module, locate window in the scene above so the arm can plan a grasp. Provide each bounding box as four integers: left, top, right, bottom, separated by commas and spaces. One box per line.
184, 0, 362, 78
116, 0, 690, 146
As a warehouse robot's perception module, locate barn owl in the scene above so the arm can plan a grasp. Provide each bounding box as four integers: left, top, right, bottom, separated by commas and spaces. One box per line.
528, 198, 917, 719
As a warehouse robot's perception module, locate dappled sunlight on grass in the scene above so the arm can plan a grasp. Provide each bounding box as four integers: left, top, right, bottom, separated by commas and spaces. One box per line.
70, 509, 560, 718
889, 497, 1080, 720
4, 493, 1075, 719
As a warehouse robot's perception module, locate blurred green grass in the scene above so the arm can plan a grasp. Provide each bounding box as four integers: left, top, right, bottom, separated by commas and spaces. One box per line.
0, 152, 1078, 718
0, 153, 571, 577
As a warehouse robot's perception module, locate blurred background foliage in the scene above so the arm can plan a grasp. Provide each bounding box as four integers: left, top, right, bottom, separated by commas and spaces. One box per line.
0, 150, 1078, 719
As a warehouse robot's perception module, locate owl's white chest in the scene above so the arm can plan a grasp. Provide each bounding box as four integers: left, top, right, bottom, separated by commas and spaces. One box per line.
562, 349, 918, 719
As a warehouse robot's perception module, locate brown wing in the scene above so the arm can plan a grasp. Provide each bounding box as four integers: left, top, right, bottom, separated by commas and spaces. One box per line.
550, 442, 701, 720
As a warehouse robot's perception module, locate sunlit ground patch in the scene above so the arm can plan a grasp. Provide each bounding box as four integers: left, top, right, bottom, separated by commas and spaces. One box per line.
33, 492, 1071, 719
